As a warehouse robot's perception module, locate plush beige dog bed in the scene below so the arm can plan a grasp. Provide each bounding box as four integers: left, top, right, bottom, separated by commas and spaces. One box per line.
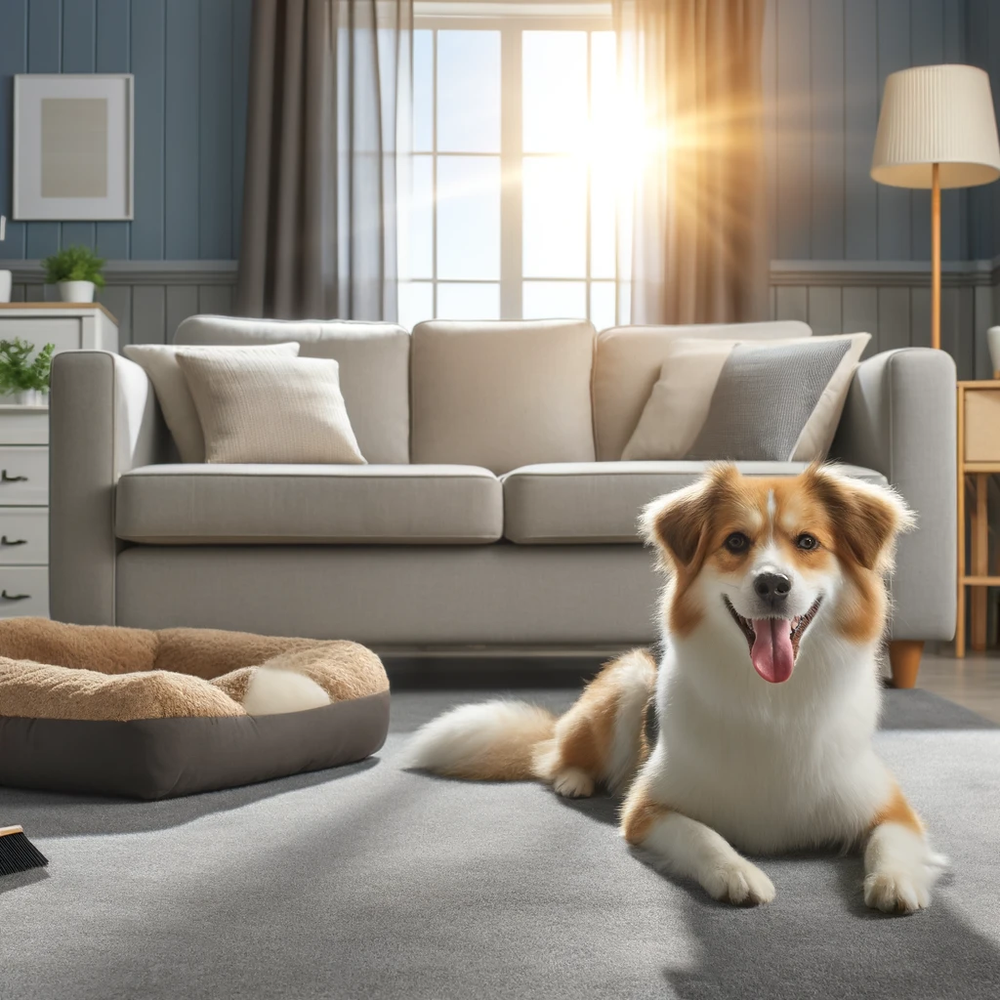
0, 618, 390, 799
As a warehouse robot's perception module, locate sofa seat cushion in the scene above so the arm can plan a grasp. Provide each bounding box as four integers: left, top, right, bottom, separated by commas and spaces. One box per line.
501, 461, 888, 544
116, 464, 502, 544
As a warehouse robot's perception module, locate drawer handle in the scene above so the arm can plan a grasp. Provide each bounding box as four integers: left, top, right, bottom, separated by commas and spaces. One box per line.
0, 470, 27, 484
0, 536, 27, 546
1, 590, 30, 601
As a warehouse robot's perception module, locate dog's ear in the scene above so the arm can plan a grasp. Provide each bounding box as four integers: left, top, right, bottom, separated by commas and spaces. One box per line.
807, 465, 915, 572
641, 465, 734, 572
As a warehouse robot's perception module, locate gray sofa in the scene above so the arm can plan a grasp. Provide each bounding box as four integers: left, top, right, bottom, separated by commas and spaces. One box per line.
49, 316, 957, 684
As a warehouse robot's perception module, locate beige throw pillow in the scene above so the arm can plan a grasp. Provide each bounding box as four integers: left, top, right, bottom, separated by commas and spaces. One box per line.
123, 342, 300, 462
621, 333, 870, 463
175, 353, 366, 465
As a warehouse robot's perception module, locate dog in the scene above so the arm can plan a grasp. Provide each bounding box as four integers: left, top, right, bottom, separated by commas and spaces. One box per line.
408, 464, 946, 913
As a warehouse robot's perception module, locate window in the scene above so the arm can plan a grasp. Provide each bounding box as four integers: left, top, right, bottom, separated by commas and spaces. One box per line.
399, 12, 635, 330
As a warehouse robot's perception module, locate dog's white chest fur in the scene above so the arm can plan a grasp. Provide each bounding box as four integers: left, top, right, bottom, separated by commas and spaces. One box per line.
646, 630, 894, 855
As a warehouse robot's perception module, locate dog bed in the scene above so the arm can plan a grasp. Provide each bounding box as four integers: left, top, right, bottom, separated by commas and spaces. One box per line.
0, 618, 389, 799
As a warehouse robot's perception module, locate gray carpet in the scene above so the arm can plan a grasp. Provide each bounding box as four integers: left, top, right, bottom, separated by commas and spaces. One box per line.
1, 679, 999, 1000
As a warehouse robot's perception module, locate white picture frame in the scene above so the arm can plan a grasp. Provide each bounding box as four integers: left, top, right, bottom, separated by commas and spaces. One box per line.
12, 74, 134, 221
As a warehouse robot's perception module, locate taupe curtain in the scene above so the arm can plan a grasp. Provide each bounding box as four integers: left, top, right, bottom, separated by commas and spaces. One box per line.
237, 0, 412, 320
615, 0, 768, 324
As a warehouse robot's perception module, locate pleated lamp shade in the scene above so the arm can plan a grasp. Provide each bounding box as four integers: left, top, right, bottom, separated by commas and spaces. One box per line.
871, 64, 1000, 189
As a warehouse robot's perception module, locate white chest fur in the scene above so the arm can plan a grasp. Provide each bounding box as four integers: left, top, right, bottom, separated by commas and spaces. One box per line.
647, 630, 894, 855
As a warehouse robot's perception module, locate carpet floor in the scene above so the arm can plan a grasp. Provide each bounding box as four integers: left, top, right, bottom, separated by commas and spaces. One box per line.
1, 678, 999, 1000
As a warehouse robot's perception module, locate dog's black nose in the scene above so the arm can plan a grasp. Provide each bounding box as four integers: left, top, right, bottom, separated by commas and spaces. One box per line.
754, 572, 791, 604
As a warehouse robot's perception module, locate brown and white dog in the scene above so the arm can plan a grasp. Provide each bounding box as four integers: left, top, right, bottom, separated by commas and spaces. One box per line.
408, 464, 946, 912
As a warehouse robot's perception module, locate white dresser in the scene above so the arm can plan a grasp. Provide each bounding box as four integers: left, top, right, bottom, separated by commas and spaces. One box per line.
0, 304, 119, 618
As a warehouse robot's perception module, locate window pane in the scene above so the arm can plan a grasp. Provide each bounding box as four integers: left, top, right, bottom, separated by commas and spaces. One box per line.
618, 281, 631, 326
522, 157, 586, 278
437, 282, 500, 320
522, 281, 586, 319
590, 32, 616, 133
437, 156, 500, 280
398, 282, 433, 331
414, 30, 434, 152
523, 31, 587, 153
438, 31, 500, 153
590, 282, 616, 332
406, 155, 434, 279
590, 160, 616, 279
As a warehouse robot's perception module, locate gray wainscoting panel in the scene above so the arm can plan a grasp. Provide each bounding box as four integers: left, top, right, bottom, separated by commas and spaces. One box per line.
6, 258, 1000, 382
166, 286, 202, 344
131, 286, 167, 345
841, 287, 879, 357
775, 285, 808, 322
806, 286, 843, 336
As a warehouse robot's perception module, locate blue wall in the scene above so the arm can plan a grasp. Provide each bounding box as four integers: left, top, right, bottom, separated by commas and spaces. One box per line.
765, 0, 1000, 263
0, 0, 252, 261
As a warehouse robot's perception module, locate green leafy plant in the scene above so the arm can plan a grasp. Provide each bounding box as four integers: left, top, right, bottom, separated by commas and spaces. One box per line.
0, 339, 55, 393
41, 245, 106, 288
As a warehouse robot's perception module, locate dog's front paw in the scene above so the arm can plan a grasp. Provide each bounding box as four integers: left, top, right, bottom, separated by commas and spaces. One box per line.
552, 767, 595, 798
864, 869, 931, 914
703, 859, 776, 906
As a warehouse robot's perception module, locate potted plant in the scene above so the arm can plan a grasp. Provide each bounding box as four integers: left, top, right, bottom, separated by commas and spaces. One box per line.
0, 215, 11, 303
0, 338, 55, 405
41, 245, 106, 303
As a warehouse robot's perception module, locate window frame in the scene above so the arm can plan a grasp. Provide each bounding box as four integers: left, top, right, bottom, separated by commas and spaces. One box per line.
409, 5, 625, 326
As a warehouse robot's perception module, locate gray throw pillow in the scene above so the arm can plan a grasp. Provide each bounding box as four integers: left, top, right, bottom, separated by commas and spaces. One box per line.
687, 339, 851, 461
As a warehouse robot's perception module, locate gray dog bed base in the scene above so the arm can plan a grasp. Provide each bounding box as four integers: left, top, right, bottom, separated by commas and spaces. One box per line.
0, 690, 389, 800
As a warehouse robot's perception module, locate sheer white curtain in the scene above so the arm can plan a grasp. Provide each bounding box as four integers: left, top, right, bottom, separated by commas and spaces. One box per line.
614, 0, 769, 325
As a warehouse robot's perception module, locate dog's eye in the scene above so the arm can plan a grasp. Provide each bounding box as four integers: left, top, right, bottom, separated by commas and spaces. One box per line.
796, 533, 820, 551
724, 532, 750, 553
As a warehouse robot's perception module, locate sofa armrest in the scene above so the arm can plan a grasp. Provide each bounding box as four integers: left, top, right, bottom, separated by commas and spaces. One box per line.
49, 351, 166, 625
830, 347, 956, 640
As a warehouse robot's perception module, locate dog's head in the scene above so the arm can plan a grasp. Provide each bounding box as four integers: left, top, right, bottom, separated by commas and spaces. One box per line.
641, 464, 914, 683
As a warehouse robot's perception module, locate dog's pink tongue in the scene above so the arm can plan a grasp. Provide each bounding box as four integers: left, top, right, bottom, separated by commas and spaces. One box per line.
751, 619, 795, 683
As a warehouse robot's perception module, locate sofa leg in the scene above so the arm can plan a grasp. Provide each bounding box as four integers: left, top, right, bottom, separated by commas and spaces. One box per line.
888, 640, 923, 689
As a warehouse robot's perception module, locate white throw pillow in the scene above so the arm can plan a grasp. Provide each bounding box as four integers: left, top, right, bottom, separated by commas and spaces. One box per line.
621, 333, 871, 463
175, 352, 366, 465
123, 342, 300, 462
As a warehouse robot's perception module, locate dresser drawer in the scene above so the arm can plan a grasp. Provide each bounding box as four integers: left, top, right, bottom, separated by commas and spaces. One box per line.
0, 509, 48, 564
0, 448, 48, 505
964, 388, 1000, 462
0, 317, 84, 354
0, 567, 48, 618
0, 407, 49, 445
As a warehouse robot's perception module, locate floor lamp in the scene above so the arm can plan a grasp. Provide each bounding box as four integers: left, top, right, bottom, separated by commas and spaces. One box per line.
871, 64, 1000, 351
872, 65, 1000, 684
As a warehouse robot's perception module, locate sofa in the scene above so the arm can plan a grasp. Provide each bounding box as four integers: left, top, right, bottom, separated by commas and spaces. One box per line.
48, 316, 957, 685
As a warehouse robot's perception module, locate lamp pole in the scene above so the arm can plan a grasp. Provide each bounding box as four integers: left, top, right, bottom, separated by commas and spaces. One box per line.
931, 162, 941, 350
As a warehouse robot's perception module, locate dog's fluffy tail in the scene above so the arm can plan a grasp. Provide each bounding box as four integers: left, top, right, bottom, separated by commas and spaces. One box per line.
406, 648, 657, 794
406, 700, 557, 781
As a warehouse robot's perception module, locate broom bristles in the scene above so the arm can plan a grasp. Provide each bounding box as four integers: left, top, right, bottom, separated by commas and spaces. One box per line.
0, 826, 49, 877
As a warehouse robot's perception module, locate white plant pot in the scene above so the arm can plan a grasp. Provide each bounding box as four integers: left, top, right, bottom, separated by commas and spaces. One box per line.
0, 270, 11, 303
988, 327, 1000, 378
57, 279, 95, 303
3, 389, 46, 406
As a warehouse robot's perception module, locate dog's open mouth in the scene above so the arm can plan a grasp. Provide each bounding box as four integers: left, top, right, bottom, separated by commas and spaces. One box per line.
723, 596, 822, 684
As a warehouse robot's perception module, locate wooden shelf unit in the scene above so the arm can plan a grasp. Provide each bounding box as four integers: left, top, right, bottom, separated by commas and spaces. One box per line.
956, 380, 1000, 657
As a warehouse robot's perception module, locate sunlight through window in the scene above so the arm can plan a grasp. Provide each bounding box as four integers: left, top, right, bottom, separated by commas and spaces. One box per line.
399, 17, 641, 330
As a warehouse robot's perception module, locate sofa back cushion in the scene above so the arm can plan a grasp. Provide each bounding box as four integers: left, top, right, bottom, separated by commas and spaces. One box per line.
174, 315, 410, 463
410, 320, 596, 474
592, 321, 813, 461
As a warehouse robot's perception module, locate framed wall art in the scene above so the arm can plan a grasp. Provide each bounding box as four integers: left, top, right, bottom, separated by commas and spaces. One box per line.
12, 74, 134, 221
